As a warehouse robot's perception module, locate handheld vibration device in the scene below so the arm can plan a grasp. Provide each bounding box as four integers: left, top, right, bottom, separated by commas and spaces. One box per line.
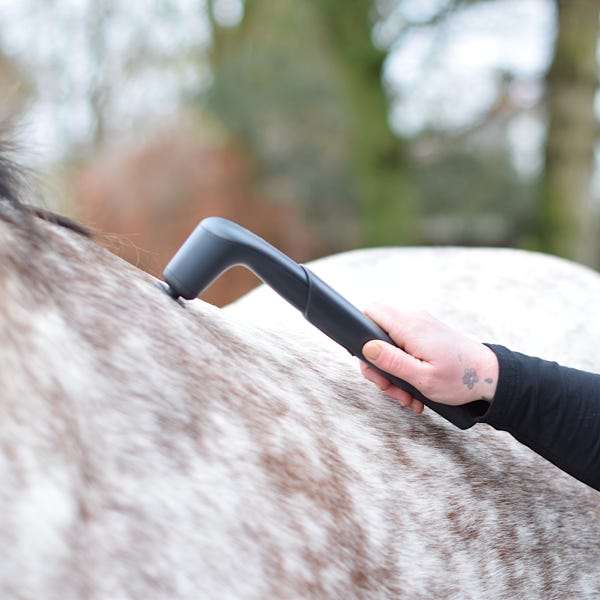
161, 217, 488, 429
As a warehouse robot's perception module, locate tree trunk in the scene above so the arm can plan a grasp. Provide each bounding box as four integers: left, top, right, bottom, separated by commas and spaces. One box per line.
208, 0, 418, 248
314, 0, 418, 246
539, 0, 600, 266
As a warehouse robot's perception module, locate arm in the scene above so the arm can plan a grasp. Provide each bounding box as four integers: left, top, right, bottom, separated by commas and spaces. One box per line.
479, 344, 600, 490
360, 303, 600, 491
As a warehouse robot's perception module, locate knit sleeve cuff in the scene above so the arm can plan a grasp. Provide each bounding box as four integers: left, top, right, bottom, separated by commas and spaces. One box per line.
474, 344, 519, 428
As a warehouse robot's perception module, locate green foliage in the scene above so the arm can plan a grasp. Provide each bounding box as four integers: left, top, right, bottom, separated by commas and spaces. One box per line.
413, 144, 536, 246
207, 0, 356, 247
206, 0, 417, 249
309, 0, 420, 246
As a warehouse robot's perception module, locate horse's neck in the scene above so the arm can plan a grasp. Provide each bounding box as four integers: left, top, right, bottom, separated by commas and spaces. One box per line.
0, 208, 262, 402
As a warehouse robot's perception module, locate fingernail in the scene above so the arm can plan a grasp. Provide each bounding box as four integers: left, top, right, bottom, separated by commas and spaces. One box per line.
363, 341, 382, 362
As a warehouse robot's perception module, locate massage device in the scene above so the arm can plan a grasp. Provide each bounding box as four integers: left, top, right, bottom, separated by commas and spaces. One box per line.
161, 217, 487, 429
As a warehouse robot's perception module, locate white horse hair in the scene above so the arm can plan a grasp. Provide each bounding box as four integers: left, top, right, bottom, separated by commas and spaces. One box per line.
0, 157, 599, 598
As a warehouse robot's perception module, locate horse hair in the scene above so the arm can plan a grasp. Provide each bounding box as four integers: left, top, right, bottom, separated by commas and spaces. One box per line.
0, 129, 90, 237
0, 134, 28, 208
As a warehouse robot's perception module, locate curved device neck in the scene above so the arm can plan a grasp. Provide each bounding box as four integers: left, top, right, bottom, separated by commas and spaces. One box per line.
162, 217, 309, 308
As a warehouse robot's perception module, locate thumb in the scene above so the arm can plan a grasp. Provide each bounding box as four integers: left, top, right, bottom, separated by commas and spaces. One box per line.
362, 340, 420, 382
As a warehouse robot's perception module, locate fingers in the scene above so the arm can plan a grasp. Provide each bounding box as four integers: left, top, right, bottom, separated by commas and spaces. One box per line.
362, 339, 423, 384
359, 361, 392, 389
384, 385, 425, 414
360, 362, 424, 414
363, 302, 405, 337
364, 302, 429, 339
360, 303, 432, 416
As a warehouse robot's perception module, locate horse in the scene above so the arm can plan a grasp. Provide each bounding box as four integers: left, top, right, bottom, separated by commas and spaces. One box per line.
1, 148, 599, 599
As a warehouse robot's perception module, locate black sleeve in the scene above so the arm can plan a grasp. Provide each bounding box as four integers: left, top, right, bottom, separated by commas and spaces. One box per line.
475, 344, 600, 491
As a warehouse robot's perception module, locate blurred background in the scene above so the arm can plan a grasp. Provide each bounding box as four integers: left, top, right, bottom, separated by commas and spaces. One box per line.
1, 0, 599, 305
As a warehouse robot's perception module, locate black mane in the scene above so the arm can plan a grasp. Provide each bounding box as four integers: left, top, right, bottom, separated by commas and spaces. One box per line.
0, 132, 90, 237
0, 136, 27, 208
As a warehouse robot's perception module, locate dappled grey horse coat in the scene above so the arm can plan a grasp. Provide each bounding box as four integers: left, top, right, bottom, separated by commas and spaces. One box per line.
0, 183, 599, 597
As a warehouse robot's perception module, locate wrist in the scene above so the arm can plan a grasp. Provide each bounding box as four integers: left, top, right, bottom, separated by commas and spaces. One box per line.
477, 344, 499, 403
458, 342, 499, 405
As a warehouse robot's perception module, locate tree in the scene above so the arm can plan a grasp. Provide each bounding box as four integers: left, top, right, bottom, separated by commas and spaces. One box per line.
537, 0, 600, 265
206, 0, 418, 249
309, 0, 418, 245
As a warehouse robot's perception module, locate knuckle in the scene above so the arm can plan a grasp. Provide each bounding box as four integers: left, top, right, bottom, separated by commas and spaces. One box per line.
382, 347, 406, 376
417, 368, 437, 395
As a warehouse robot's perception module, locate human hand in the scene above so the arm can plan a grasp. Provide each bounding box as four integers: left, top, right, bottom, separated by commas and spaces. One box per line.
360, 303, 499, 414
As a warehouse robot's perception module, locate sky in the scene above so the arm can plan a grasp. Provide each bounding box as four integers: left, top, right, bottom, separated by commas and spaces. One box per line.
0, 0, 555, 173
383, 0, 555, 178
0, 0, 212, 162
384, 0, 554, 134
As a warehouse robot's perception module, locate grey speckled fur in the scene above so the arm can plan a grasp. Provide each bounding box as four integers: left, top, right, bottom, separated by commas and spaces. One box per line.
0, 196, 599, 598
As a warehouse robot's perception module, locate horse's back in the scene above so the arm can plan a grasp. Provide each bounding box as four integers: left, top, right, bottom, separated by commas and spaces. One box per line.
228, 246, 600, 371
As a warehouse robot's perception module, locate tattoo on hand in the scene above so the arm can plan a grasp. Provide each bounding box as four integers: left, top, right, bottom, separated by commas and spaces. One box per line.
463, 368, 479, 390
